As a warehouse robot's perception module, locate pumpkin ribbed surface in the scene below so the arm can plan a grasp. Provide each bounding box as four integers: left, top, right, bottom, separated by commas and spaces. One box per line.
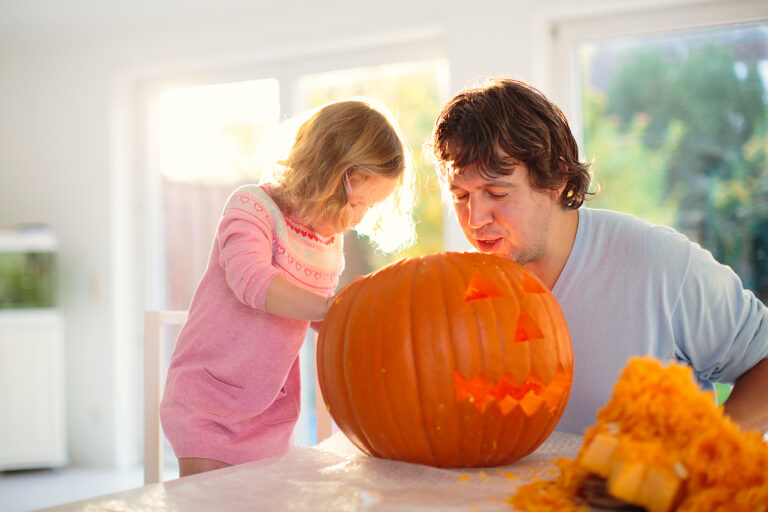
317, 251, 573, 467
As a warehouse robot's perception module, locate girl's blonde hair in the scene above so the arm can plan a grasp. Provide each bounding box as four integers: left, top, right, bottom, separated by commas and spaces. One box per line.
266, 98, 416, 253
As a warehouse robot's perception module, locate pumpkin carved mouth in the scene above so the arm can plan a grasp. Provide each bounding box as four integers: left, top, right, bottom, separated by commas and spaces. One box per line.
455, 365, 573, 416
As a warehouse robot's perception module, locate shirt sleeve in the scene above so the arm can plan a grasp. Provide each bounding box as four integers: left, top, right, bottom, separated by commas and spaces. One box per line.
672, 241, 768, 385
216, 190, 281, 311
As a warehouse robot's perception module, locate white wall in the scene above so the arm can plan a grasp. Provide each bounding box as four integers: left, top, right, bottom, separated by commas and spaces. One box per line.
0, 0, 743, 467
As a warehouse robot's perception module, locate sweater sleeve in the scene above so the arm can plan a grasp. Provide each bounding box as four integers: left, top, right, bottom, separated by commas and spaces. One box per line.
216, 190, 281, 310
672, 241, 768, 385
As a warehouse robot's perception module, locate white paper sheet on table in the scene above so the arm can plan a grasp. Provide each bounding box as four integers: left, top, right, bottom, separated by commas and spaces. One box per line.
46, 431, 585, 512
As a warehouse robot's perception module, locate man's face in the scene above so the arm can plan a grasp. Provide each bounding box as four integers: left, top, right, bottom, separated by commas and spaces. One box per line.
448, 159, 560, 266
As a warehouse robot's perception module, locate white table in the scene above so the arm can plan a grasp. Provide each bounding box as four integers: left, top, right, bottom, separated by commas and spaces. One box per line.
42, 431, 586, 511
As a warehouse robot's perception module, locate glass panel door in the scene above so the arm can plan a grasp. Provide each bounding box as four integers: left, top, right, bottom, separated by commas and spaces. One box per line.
157, 79, 280, 310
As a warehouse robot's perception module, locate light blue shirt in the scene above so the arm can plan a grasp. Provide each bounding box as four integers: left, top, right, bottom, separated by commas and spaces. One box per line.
553, 207, 768, 434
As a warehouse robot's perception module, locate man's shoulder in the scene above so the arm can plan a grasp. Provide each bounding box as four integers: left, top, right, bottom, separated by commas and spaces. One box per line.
585, 208, 687, 242
582, 207, 693, 265
584, 207, 656, 229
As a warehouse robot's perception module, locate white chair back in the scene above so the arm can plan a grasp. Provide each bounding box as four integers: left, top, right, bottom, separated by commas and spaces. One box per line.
144, 310, 188, 484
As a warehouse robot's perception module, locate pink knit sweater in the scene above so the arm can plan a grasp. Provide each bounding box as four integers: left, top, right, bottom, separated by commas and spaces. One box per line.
160, 184, 343, 465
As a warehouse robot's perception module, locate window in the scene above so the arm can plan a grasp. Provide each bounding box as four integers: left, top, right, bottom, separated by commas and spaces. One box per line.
293, 58, 449, 444
298, 59, 449, 283
553, 4, 768, 404
150, 54, 449, 449
157, 79, 280, 310
572, 20, 768, 302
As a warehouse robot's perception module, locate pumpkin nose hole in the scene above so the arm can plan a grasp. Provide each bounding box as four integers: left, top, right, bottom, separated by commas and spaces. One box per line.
514, 310, 544, 342
464, 272, 503, 302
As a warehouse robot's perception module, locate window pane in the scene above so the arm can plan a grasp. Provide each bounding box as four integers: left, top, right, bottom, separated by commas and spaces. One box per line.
578, 22, 768, 301
157, 79, 280, 310
298, 59, 450, 282
154, 79, 285, 455
158, 79, 279, 185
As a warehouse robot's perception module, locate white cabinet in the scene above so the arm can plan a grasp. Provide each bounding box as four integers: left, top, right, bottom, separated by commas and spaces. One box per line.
0, 309, 67, 469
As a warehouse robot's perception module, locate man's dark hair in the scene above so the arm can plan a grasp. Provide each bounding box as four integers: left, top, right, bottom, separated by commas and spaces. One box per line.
429, 78, 592, 209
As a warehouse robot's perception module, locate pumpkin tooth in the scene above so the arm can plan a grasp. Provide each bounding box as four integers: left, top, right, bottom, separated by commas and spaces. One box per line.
518, 393, 545, 417
498, 396, 518, 415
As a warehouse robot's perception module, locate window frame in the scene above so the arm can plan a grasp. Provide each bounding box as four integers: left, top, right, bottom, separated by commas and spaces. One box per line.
544, 0, 767, 424
548, 0, 768, 149
140, 34, 447, 309
137, 36, 449, 447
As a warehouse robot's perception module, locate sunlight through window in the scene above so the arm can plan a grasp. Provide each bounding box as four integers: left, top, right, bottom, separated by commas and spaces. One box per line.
298, 59, 450, 278
157, 79, 280, 185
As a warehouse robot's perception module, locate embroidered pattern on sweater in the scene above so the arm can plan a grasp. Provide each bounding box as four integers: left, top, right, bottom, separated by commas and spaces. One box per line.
224, 185, 342, 292
285, 217, 335, 245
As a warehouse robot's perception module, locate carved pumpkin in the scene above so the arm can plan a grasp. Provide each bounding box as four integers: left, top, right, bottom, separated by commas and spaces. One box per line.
317, 252, 573, 467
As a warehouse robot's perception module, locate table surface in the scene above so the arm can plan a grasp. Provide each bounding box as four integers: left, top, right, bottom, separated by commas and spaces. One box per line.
42, 431, 591, 512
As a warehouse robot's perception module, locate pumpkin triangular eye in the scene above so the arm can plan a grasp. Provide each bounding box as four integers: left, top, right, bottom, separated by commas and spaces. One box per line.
514, 310, 544, 342
464, 272, 504, 302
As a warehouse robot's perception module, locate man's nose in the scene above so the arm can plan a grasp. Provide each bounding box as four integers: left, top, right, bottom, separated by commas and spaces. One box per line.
466, 196, 492, 229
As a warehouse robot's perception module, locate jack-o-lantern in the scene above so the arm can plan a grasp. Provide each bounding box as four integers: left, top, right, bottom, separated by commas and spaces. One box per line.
317, 252, 573, 467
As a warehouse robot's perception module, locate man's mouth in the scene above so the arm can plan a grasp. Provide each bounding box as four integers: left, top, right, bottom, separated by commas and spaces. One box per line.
475, 238, 502, 252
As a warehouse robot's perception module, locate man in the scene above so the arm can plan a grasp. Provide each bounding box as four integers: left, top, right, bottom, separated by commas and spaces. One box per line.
429, 78, 768, 435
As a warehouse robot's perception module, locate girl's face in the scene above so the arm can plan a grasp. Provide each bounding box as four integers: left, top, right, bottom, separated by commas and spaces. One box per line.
312, 174, 398, 237
347, 174, 398, 227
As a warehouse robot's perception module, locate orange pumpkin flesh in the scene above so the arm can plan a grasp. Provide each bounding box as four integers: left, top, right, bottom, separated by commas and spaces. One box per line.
579, 430, 686, 512
317, 252, 574, 467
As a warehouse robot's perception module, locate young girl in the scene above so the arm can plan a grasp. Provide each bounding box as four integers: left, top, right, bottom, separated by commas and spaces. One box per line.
159, 98, 416, 477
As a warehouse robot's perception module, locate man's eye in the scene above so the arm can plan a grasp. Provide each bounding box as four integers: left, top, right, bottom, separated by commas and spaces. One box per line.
488, 192, 508, 199
451, 194, 468, 203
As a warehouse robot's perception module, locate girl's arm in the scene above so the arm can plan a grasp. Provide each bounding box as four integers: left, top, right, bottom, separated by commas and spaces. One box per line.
217, 189, 335, 321
265, 274, 333, 322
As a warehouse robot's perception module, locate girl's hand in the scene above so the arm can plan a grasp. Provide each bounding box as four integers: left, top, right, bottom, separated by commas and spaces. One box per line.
310, 296, 336, 333
265, 274, 334, 322
324, 295, 335, 314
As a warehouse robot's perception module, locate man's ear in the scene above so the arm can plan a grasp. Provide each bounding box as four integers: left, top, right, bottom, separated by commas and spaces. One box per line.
551, 158, 569, 200
550, 182, 568, 202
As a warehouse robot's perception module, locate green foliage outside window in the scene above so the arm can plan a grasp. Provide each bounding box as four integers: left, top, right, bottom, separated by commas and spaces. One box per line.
582, 23, 768, 302
714, 382, 733, 406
